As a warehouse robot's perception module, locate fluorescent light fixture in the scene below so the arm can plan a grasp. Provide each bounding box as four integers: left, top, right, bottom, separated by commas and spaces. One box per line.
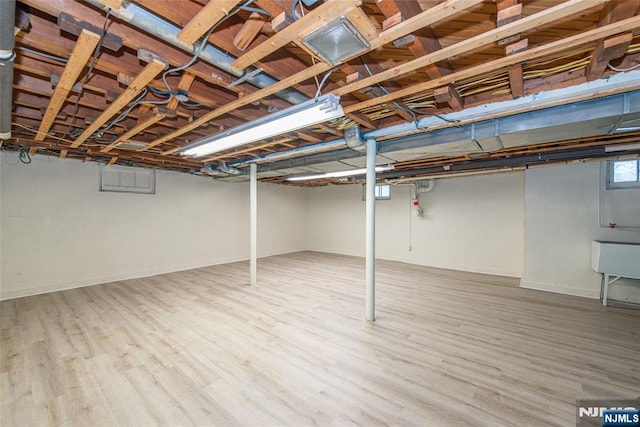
181, 94, 344, 158
286, 164, 394, 181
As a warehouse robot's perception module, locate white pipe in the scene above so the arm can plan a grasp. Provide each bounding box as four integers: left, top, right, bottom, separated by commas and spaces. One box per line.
386, 167, 525, 184
365, 138, 376, 322
250, 162, 257, 286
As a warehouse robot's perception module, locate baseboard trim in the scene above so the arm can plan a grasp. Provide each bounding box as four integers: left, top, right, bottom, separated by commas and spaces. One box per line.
519, 280, 600, 299
0, 248, 304, 301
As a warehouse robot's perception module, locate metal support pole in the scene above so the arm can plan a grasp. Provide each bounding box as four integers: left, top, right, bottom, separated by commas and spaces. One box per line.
250, 162, 257, 286
365, 138, 377, 321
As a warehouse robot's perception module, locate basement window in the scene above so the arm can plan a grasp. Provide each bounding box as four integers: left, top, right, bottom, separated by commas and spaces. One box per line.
362, 184, 391, 201
600, 160, 640, 229
606, 159, 640, 189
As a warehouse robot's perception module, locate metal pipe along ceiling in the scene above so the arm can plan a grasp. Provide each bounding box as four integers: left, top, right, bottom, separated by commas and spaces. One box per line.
0, 0, 16, 140
81, 0, 308, 105
223, 70, 640, 173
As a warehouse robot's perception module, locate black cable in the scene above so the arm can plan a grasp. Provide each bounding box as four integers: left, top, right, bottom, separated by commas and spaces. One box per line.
18, 146, 31, 164
64, 8, 112, 139
291, 0, 302, 21
240, 5, 270, 16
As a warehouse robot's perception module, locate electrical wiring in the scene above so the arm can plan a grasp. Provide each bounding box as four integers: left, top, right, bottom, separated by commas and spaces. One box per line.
16, 46, 68, 63
12, 122, 106, 147
64, 8, 112, 139
608, 62, 640, 72
91, 0, 258, 142
314, 69, 336, 100
240, 4, 270, 16
18, 146, 31, 164
291, 0, 302, 21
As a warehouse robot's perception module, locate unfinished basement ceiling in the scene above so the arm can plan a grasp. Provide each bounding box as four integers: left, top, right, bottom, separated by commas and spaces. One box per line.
3, 0, 640, 184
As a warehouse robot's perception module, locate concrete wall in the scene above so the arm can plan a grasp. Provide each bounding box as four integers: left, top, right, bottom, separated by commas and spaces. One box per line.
521, 162, 640, 302
0, 153, 307, 299
306, 172, 525, 277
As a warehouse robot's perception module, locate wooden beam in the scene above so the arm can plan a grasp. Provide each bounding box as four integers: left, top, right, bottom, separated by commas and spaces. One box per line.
586, 33, 633, 80
231, 0, 362, 70
71, 59, 166, 147
497, 3, 522, 27
508, 65, 525, 98
344, 14, 640, 114
101, 113, 166, 153
334, 0, 608, 97
252, 0, 283, 18
233, 12, 266, 51
376, 0, 454, 79
146, 61, 329, 152
59, 149, 68, 159
434, 85, 463, 111
347, 112, 377, 129
35, 29, 100, 141
167, 72, 196, 110
598, 0, 640, 26
96, 0, 124, 10
108, 156, 118, 165
506, 36, 528, 99
177, 0, 244, 46
141, 0, 489, 150
497, 1, 522, 45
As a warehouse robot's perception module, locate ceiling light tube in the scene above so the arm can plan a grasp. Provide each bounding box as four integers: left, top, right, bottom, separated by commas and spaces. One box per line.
181, 94, 344, 158
286, 164, 394, 181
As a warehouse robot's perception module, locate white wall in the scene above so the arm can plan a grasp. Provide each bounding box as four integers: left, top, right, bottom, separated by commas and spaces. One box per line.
0, 153, 307, 299
521, 162, 640, 302
3, 152, 638, 304
307, 172, 525, 277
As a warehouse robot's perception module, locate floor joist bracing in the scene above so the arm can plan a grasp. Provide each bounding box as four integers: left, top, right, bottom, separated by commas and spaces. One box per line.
1, 252, 638, 426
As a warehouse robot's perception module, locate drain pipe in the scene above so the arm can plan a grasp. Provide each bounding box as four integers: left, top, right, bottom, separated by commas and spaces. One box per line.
0, 0, 16, 140
82, 0, 307, 105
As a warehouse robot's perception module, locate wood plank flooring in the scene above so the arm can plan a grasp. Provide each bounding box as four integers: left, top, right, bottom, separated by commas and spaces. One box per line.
1, 251, 639, 426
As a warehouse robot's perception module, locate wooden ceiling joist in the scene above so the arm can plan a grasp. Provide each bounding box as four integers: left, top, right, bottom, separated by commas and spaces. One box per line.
144, 0, 485, 152
9, 0, 640, 177
101, 112, 166, 153
343, 14, 640, 114
167, 72, 196, 111
335, 0, 608, 98
233, 12, 265, 51
71, 59, 166, 148
177, 0, 244, 46
35, 29, 100, 141
586, 33, 633, 80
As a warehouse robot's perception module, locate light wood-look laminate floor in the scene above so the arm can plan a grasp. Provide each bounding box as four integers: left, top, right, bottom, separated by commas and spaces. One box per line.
2, 251, 639, 426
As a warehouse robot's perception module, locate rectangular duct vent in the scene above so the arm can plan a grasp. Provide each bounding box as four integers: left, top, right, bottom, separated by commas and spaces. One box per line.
100, 164, 156, 194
